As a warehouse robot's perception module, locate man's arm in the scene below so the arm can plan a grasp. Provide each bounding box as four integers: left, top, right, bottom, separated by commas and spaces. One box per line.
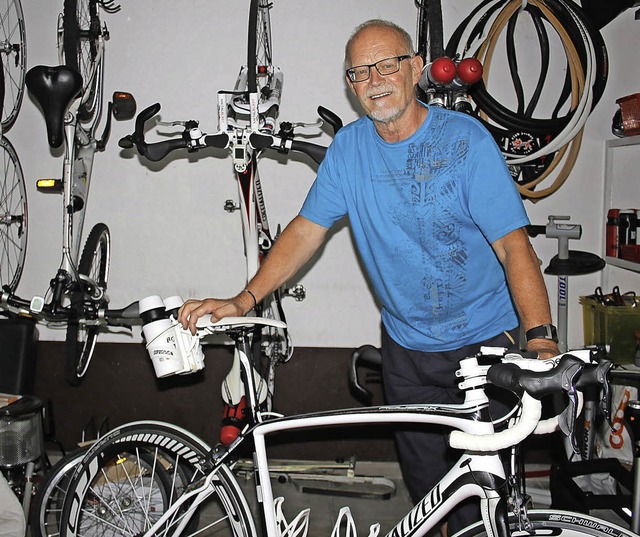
492, 227, 560, 359
179, 215, 329, 334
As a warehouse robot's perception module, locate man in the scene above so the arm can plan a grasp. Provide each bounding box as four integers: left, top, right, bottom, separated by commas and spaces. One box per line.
179, 19, 559, 534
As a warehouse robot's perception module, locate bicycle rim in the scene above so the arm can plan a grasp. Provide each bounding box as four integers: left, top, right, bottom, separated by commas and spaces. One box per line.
247, 0, 273, 96
0, 135, 26, 292
29, 448, 89, 537
64, 223, 110, 386
60, 423, 257, 537
63, 0, 100, 122
68, 449, 175, 536
0, 0, 26, 132
453, 509, 637, 537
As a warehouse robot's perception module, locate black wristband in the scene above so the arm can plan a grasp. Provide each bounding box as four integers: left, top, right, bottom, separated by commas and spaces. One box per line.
525, 324, 558, 343
244, 289, 258, 309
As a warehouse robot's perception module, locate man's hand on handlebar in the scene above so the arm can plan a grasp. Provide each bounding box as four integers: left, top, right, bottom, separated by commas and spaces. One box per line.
178, 293, 254, 335
527, 338, 561, 360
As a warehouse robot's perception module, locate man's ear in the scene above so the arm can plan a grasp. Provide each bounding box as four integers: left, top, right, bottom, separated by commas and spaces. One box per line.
410, 54, 425, 85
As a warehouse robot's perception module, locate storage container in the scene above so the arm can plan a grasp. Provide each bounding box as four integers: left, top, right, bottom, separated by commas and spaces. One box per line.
580, 295, 640, 364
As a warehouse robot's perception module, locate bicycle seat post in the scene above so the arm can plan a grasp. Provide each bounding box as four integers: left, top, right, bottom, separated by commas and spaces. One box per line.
226, 325, 263, 425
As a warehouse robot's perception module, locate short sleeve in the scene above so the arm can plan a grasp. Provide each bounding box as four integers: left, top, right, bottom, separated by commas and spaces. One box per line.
299, 139, 348, 228
466, 132, 530, 244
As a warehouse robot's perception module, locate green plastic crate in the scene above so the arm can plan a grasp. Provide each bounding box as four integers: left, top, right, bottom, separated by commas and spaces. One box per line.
580, 295, 640, 364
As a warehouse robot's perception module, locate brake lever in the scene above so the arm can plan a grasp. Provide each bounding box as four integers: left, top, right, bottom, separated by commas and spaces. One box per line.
597, 360, 615, 427
575, 357, 615, 428
557, 362, 585, 454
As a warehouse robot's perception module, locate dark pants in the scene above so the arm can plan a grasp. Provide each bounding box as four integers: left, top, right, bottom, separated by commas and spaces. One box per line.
381, 327, 518, 536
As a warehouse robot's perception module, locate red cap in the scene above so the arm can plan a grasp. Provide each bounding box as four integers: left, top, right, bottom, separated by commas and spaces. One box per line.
429, 57, 456, 84
456, 58, 483, 85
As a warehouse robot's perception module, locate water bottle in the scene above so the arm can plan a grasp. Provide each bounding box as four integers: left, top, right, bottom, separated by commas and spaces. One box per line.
162, 294, 205, 374
139, 295, 184, 377
163, 295, 184, 320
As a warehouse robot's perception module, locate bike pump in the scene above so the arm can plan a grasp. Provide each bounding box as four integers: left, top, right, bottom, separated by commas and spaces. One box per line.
528, 216, 605, 460
527, 215, 605, 353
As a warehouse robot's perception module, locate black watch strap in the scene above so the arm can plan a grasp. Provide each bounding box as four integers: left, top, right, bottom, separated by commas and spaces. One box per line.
525, 324, 558, 343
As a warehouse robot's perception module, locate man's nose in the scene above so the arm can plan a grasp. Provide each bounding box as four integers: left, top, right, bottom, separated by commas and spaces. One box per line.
368, 67, 385, 85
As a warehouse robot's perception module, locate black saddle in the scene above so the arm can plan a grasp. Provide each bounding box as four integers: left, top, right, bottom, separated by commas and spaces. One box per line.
25, 65, 83, 148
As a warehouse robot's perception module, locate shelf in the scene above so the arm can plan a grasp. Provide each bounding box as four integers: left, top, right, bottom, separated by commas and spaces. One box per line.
606, 135, 640, 149
605, 256, 640, 273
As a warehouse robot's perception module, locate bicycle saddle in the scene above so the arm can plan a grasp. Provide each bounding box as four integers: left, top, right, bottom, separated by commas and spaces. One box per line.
25, 65, 83, 149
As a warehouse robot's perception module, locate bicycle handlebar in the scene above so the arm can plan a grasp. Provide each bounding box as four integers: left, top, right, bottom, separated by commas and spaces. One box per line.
0, 289, 142, 328
119, 102, 330, 165
449, 351, 612, 452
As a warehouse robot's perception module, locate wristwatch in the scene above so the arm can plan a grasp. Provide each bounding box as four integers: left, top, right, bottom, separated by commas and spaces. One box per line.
525, 324, 558, 343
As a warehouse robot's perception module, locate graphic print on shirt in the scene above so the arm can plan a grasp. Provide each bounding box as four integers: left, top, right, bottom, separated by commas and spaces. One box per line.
388, 113, 470, 341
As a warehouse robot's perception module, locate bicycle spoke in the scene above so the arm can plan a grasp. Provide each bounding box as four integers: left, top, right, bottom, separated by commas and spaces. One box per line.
0, 137, 26, 291
63, 0, 101, 122
0, 0, 26, 131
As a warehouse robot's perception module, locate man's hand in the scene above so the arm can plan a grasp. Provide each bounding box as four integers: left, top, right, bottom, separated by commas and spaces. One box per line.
527, 338, 561, 360
178, 293, 254, 335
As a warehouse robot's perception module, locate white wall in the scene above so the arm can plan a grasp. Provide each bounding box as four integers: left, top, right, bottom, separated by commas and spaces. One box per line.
10, 1, 640, 349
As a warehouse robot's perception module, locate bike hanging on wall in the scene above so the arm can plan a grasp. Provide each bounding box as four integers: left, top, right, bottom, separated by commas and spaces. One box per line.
0, 0, 139, 386
119, 0, 341, 444
0, 0, 27, 293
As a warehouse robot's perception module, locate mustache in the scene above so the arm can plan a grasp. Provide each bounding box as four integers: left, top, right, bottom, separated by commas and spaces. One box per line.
364, 85, 395, 99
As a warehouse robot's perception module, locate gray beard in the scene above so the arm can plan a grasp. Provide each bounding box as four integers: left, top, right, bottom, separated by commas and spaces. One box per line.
368, 105, 403, 123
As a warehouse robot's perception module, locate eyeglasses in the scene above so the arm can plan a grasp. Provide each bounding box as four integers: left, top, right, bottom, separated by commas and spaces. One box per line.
346, 55, 413, 83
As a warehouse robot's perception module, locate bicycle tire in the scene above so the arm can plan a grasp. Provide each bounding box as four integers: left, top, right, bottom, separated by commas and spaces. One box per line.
62, 0, 100, 122
62, 444, 176, 537
453, 509, 637, 537
64, 222, 110, 386
0, 135, 27, 292
29, 448, 88, 537
247, 0, 273, 97
0, 0, 26, 132
60, 421, 257, 537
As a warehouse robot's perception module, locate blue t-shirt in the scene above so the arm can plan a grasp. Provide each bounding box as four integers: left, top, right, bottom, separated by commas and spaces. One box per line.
300, 106, 530, 352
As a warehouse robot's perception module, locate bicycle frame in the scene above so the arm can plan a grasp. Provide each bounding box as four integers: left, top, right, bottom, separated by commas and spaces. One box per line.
57, 17, 105, 280
253, 400, 506, 537
141, 353, 509, 537
218, 90, 276, 282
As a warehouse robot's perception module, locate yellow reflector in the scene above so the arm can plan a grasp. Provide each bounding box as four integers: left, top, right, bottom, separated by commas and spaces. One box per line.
36, 179, 58, 188
116, 456, 127, 465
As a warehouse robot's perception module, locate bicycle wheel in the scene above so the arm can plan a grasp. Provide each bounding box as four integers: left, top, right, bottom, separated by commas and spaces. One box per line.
60, 422, 257, 537
0, 135, 26, 292
453, 509, 637, 537
30, 448, 89, 537
0, 0, 26, 132
247, 0, 273, 96
65, 448, 175, 536
62, 0, 100, 122
64, 222, 110, 386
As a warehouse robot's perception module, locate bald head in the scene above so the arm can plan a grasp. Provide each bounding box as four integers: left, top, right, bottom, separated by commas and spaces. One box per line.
345, 19, 414, 67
